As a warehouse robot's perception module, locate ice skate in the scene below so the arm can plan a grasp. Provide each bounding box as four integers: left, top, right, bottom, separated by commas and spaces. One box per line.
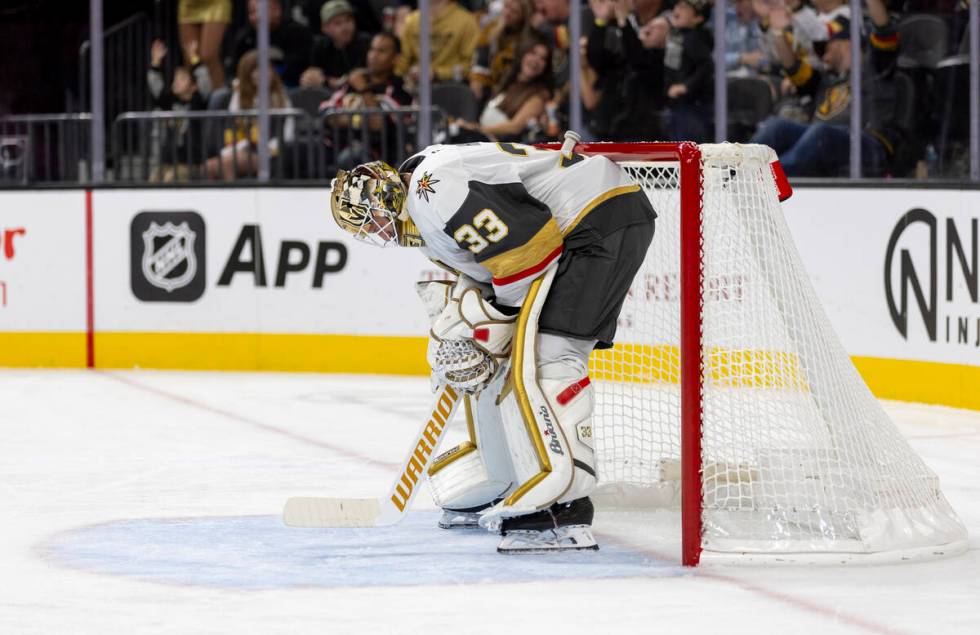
497, 497, 599, 554
497, 524, 599, 554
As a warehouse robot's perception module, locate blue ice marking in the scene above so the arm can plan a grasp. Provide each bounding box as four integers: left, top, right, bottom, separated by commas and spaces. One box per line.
43, 512, 678, 589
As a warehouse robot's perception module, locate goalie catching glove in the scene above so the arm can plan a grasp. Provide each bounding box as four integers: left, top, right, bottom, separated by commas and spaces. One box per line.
421, 279, 517, 393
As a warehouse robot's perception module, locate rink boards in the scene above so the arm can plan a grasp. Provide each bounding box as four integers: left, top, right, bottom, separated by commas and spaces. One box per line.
0, 185, 976, 409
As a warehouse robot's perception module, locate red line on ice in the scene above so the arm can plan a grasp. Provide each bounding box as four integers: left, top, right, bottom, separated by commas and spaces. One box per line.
101, 371, 399, 472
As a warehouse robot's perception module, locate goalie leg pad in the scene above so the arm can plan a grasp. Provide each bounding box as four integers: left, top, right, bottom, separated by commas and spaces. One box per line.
426, 379, 518, 514
427, 443, 511, 511
480, 271, 598, 524
538, 333, 598, 505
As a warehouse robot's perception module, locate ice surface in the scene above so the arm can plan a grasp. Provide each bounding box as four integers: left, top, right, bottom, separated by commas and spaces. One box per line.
1, 369, 978, 634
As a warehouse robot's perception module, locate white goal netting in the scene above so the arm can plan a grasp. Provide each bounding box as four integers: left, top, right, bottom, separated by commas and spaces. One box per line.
590, 144, 966, 559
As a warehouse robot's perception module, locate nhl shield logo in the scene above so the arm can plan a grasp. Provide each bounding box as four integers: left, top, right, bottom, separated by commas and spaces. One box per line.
142, 222, 197, 292
130, 211, 206, 302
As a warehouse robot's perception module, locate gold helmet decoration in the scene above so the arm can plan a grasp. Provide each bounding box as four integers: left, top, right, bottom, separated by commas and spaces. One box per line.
329, 161, 424, 248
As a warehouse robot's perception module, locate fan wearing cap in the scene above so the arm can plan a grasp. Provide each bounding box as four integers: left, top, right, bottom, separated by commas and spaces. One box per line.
301, 0, 373, 90
750, 0, 912, 176
663, 0, 714, 143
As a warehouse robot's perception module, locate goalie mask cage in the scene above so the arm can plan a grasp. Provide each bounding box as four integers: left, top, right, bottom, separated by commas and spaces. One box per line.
539, 142, 967, 566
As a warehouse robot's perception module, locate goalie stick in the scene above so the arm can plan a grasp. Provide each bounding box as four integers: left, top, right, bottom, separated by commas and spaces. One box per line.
283, 383, 462, 527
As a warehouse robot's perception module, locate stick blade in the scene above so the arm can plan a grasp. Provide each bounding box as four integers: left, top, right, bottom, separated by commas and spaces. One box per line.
282, 497, 385, 528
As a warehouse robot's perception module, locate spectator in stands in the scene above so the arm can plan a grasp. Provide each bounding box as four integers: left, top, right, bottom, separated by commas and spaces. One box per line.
750, 0, 913, 177
397, 0, 480, 86
541, 35, 597, 140
450, 38, 553, 143
530, 0, 579, 78
322, 32, 412, 168
393, 0, 420, 39
725, 0, 768, 77
586, 0, 667, 140
209, 50, 296, 180
148, 39, 212, 108
527, 0, 595, 139
470, 0, 535, 104
753, 0, 825, 122
323, 32, 412, 111
663, 0, 714, 142
147, 39, 211, 181
177, 0, 231, 88
292, 0, 383, 35
301, 0, 373, 90
755, 0, 825, 66
812, 0, 850, 23
230, 0, 313, 88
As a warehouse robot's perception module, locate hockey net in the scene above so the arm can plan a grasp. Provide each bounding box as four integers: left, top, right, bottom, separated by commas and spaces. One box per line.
571, 142, 966, 565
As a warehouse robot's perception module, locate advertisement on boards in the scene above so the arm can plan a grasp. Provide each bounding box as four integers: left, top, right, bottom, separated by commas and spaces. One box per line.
92, 188, 440, 336
784, 188, 978, 367
0, 190, 86, 331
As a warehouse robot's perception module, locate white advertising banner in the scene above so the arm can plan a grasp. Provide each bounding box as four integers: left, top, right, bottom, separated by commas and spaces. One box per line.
0, 190, 85, 331
0, 186, 976, 370
784, 188, 979, 367
92, 188, 441, 335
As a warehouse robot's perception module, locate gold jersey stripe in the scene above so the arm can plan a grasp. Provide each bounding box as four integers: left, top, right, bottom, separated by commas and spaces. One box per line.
562, 184, 641, 237
480, 218, 563, 280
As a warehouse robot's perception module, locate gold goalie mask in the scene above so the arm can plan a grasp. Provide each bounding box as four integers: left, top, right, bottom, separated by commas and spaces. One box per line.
330, 161, 423, 248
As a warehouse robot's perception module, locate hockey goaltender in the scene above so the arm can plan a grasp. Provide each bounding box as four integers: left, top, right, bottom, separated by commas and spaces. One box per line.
329, 133, 657, 553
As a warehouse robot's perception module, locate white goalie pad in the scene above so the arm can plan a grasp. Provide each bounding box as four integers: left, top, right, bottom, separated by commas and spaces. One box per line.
427, 444, 510, 510
481, 269, 598, 522
426, 383, 517, 511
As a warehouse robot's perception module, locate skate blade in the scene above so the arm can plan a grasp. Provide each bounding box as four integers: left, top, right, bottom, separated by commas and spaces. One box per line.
497, 544, 600, 555
439, 520, 482, 529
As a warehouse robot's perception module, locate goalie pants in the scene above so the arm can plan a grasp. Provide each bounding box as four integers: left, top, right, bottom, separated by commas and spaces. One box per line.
539, 188, 656, 350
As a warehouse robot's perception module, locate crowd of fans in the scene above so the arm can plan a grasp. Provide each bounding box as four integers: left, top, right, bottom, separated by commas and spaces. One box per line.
144, 0, 973, 180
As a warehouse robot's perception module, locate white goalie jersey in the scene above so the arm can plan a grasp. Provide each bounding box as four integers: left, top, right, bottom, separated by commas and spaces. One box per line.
399, 142, 641, 307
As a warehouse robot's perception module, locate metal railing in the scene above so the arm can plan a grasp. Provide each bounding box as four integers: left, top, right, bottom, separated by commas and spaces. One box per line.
111, 109, 327, 183
321, 106, 449, 170
78, 13, 160, 125
0, 106, 451, 186
0, 114, 92, 185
